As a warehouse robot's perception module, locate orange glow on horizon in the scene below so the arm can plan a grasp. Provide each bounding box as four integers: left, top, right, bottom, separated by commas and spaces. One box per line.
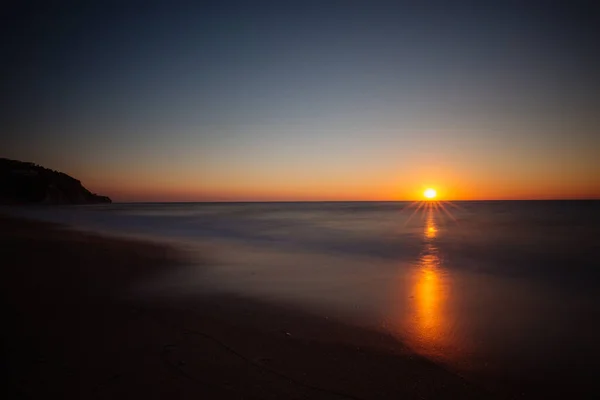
81, 166, 600, 202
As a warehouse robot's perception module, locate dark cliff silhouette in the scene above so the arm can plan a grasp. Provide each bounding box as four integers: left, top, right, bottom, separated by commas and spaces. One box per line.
0, 158, 111, 204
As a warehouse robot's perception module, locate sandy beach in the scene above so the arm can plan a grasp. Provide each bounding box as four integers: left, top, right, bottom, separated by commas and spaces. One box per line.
0, 215, 494, 399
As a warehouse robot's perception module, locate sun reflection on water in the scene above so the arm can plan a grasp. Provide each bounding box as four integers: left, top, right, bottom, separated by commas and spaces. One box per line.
425, 225, 437, 239
401, 206, 452, 358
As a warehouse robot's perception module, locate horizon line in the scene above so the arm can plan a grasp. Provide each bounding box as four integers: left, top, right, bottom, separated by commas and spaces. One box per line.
109, 198, 600, 204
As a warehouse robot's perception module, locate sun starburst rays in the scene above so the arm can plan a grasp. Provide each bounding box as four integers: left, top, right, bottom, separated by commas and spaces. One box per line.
401, 199, 459, 227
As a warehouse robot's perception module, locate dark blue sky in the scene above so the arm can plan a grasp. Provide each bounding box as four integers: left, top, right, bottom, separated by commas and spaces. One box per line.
2, 1, 599, 200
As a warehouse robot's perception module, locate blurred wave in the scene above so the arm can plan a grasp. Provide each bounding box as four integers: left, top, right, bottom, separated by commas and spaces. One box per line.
5, 200, 600, 287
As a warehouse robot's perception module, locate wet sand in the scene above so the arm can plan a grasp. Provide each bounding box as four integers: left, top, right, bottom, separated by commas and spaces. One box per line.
0, 215, 491, 399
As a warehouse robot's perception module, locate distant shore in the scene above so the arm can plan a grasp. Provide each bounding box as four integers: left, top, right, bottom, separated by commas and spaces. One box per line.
0, 215, 491, 399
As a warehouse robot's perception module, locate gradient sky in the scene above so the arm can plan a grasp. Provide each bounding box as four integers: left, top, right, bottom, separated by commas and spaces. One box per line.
2, 1, 599, 201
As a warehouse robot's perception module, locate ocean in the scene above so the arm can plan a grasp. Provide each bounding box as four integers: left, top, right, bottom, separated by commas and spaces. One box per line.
6, 200, 600, 395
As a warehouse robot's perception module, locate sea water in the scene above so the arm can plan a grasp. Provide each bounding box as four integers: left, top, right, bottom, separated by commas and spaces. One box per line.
6, 201, 600, 395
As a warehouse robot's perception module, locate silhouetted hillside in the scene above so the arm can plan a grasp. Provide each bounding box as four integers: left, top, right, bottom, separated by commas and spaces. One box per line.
0, 158, 111, 204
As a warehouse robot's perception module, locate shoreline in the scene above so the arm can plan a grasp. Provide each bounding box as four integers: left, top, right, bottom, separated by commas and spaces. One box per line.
0, 215, 491, 399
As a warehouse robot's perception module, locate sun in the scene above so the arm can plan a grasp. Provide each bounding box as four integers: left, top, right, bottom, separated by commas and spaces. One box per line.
424, 188, 437, 200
